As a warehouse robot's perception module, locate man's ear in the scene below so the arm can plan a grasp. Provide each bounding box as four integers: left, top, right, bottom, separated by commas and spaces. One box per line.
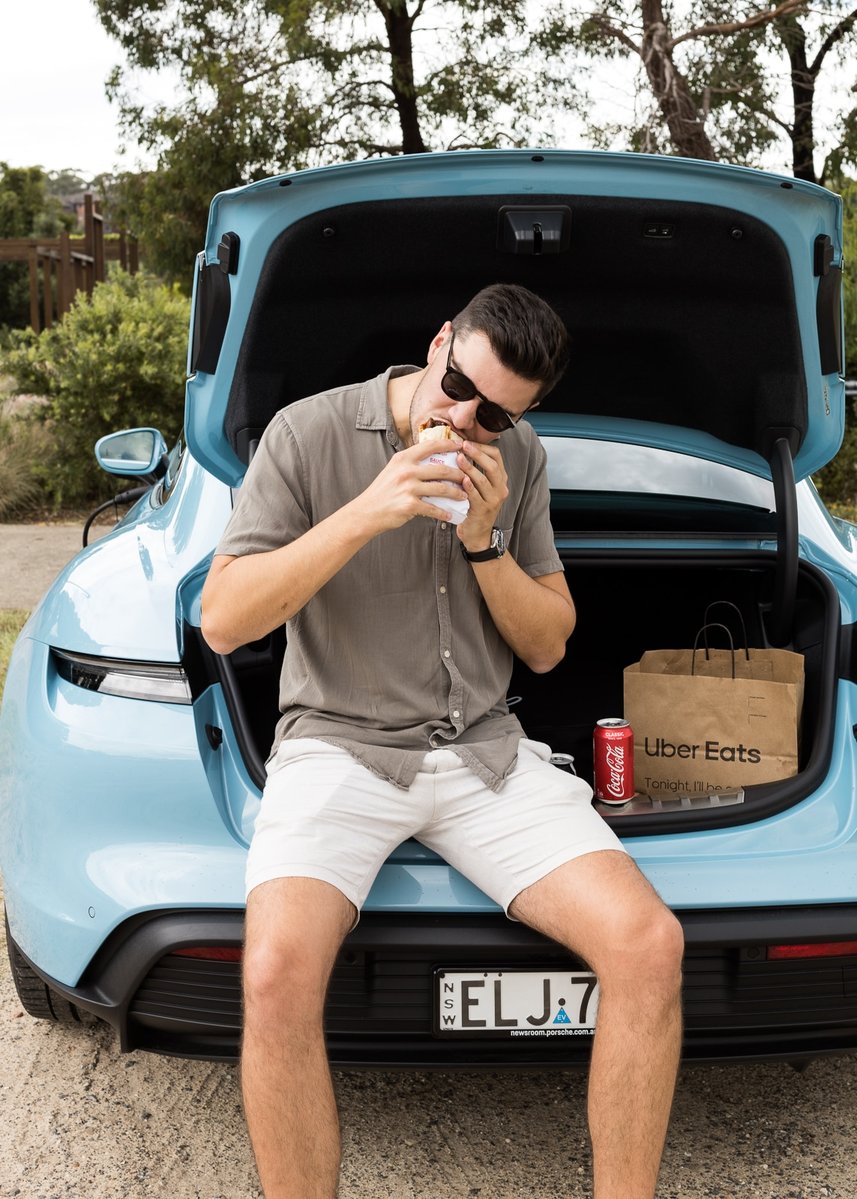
426, 320, 453, 365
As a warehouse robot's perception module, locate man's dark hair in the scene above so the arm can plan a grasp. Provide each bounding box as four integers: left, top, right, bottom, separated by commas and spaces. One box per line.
452, 283, 570, 401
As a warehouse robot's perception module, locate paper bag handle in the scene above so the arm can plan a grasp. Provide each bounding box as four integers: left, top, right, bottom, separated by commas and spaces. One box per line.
692, 623, 736, 678
702, 601, 750, 661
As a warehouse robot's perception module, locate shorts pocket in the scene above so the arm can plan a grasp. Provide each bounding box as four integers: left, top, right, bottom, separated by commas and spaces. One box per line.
265, 737, 344, 775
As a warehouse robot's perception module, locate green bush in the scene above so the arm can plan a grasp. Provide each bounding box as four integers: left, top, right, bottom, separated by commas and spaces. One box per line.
1, 269, 189, 509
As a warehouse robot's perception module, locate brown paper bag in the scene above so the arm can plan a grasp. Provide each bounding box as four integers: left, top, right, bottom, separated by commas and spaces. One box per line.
623, 622, 804, 798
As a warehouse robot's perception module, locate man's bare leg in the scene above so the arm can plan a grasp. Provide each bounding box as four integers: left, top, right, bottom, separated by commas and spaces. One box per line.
511, 851, 684, 1199
242, 877, 356, 1199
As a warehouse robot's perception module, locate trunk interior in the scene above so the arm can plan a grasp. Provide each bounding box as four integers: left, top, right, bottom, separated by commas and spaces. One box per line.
212, 550, 839, 838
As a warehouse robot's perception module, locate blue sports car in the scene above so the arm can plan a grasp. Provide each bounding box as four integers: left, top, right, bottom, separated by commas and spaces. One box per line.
2, 149, 856, 1066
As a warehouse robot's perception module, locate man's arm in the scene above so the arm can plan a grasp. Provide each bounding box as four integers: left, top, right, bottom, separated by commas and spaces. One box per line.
201, 439, 468, 655
455, 438, 574, 673
203, 508, 376, 656
467, 562, 574, 673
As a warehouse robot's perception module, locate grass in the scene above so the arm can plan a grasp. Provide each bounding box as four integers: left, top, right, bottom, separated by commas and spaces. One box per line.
0, 610, 29, 694
0, 410, 54, 521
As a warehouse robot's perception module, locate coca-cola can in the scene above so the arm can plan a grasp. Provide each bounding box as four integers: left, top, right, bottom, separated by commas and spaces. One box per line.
593, 718, 635, 804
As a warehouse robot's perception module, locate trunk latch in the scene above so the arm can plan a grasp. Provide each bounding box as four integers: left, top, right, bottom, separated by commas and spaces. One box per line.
498, 206, 572, 255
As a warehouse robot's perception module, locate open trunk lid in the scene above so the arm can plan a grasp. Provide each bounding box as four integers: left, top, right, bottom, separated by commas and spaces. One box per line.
184, 149, 845, 490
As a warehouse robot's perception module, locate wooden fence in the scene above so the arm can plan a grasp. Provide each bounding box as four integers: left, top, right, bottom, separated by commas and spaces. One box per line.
0, 194, 139, 332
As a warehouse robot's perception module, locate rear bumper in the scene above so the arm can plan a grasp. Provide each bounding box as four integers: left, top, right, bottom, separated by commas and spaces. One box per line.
13, 905, 857, 1066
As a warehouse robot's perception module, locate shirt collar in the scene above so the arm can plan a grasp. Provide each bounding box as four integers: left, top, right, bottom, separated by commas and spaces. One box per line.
356, 365, 420, 446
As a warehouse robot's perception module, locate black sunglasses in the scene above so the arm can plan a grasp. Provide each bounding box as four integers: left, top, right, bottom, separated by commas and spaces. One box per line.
440, 331, 519, 433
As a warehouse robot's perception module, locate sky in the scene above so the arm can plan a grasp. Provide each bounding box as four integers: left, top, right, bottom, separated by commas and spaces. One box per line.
1, 0, 163, 179
0, 0, 850, 184
2, 0, 594, 181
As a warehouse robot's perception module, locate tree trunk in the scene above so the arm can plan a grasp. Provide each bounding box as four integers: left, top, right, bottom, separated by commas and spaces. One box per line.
378, 1, 428, 154
775, 14, 818, 184
640, 0, 717, 161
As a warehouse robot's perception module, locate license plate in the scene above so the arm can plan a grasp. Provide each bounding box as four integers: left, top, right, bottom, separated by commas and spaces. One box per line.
434, 968, 599, 1038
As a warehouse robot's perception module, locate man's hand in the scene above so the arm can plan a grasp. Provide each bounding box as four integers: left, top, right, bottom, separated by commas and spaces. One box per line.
348, 440, 468, 534
455, 440, 510, 552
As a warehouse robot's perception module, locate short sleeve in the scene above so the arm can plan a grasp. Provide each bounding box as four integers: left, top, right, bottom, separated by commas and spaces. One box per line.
510, 433, 563, 579
214, 411, 312, 558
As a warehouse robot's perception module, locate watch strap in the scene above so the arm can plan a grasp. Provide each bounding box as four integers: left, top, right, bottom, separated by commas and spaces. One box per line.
461, 528, 505, 562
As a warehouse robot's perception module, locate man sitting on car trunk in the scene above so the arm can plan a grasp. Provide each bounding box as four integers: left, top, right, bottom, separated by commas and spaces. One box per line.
201, 283, 684, 1199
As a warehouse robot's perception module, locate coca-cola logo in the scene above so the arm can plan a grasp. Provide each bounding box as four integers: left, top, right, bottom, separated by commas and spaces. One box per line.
604, 744, 625, 797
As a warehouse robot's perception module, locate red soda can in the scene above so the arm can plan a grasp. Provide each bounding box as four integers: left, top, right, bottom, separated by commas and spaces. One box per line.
593, 718, 635, 804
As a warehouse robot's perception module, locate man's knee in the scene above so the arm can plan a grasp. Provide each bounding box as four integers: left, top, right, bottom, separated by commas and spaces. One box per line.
600, 902, 684, 1001
242, 878, 354, 1024
243, 931, 330, 1021
641, 905, 685, 988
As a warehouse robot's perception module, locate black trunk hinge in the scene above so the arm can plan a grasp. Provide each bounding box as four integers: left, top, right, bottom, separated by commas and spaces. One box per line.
189, 232, 240, 376
766, 434, 799, 647
814, 234, 843, 376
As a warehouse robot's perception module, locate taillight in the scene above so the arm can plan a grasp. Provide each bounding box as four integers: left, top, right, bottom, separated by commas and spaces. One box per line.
52, 648, 192, 704
173, 947, 244, 962
767, 941, 857, 960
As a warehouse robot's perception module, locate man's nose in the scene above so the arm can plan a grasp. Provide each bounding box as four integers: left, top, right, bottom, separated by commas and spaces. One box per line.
447, 399, 480, 432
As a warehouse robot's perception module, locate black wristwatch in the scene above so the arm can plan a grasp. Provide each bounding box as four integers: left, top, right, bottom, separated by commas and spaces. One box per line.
461, 527, 506, 562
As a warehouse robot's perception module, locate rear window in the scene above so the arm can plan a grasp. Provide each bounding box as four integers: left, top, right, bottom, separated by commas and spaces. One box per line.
541, 438, 777, 534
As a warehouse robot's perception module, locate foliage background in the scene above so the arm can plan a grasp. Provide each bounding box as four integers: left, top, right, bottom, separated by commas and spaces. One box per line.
0, 165, 75, 328
1, 271, 188, 509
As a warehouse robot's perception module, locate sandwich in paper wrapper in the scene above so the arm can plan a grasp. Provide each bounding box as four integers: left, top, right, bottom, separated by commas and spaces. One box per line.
418, 419, 469, 524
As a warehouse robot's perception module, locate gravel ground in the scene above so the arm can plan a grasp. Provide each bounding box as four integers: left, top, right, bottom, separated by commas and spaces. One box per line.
0, 522, 106, 610
2, 954, 856, 1199
2, 524, 856, 1197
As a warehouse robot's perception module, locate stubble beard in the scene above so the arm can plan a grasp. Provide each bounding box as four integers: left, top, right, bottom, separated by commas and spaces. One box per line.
405, 372, 428, 449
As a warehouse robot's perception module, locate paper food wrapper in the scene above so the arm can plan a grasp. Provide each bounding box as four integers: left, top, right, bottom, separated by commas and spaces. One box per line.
420, 449, 469, 525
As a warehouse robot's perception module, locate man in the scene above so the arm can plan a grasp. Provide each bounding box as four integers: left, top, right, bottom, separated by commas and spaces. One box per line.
202, 283, 684, 1199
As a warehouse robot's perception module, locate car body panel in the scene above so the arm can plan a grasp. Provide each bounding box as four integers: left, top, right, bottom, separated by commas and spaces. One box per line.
24, 453, 231, 662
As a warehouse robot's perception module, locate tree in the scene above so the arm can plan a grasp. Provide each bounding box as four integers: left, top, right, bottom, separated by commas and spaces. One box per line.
94, 0, 560, 283
811, 175, 857, 502
843, 179, 857, 382
0, 164, 74, 329
549, 1, 857, 184
769, 5, 857, 183
44, 169, 94, 201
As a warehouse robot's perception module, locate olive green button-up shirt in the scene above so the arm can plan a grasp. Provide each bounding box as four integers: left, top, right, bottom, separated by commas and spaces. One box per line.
215, 366, 563, 792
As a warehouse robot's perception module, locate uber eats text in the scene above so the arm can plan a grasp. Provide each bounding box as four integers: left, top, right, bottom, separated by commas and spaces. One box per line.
643, 738, 761, 763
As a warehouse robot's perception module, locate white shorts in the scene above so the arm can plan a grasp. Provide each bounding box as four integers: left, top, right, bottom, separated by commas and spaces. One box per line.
245, 737, 626, 914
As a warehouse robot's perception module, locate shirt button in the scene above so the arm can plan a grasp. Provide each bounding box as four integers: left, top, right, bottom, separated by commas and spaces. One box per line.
441, 522, 448, 530
439, 585, 447, 594
452, 710, 461, 718
444, 650, 451, 658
